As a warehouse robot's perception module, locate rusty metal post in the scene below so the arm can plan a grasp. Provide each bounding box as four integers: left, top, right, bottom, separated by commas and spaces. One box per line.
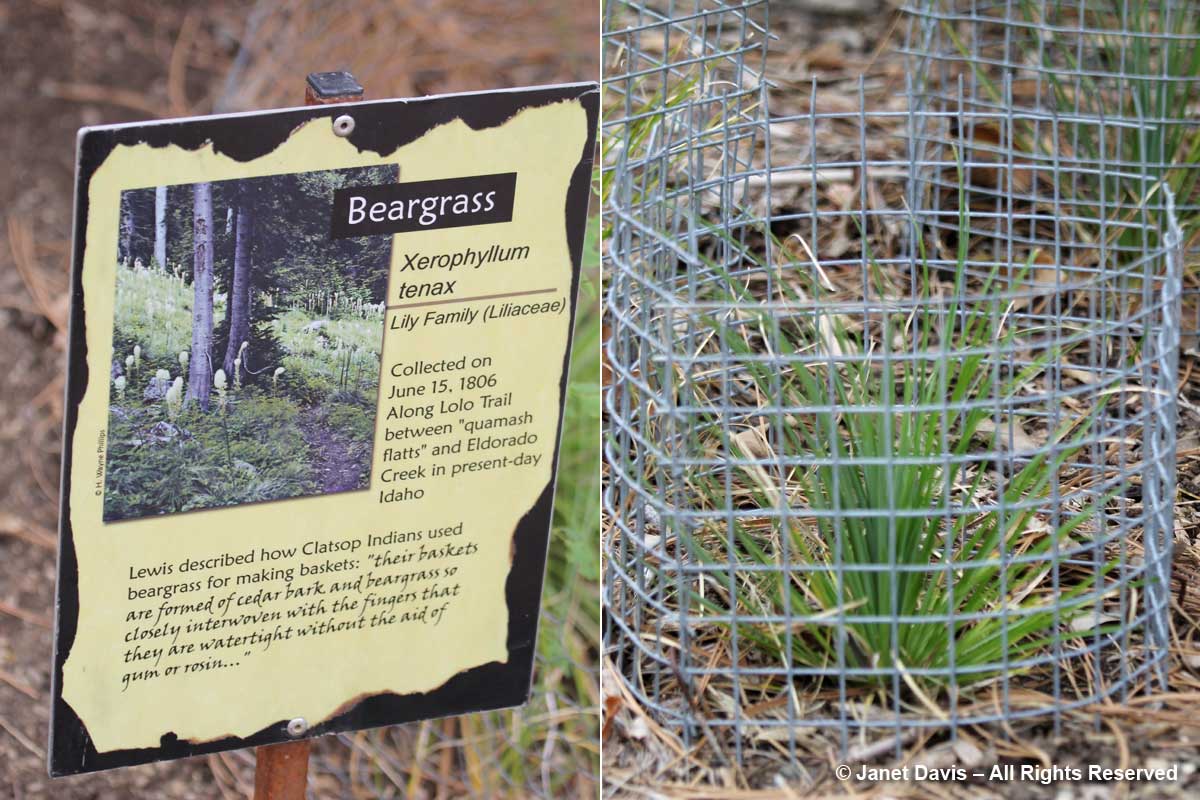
251, 70, 363, 800
304, 70, 364, 105
253, 738, 311, 800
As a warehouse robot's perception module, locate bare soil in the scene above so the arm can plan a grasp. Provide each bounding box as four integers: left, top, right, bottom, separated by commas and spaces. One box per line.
299, 406, 365, 495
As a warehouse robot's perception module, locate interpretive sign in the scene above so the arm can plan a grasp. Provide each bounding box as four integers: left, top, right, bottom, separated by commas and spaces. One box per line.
51, 82, 598, 775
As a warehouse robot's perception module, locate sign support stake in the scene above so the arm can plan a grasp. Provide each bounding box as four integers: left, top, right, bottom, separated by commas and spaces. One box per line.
253, 732, 310, 800
249, 71, 364, 800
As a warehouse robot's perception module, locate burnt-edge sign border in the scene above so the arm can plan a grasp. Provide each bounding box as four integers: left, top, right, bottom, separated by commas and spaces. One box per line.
51, 82, 598, 776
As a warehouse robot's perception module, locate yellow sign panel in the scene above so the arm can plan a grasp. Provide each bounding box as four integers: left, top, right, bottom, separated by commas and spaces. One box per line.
52, 84, 597, 775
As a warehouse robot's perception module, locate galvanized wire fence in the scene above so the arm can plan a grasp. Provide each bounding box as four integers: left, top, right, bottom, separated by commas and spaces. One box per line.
601, 0, 769, 172
603, 0, 1181, 760
903, 0, 1200, 343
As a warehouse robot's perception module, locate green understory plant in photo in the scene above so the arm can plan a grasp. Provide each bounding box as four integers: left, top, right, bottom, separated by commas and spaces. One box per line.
105, 256, 384, 521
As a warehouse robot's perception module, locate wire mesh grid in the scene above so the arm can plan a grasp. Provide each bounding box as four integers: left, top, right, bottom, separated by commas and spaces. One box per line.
603, 8, 1181, 758
601, 0, 770, 188
902, 0, 1200, 342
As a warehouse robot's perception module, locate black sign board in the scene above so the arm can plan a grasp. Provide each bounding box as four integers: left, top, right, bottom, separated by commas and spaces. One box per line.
52, 82, 597, 776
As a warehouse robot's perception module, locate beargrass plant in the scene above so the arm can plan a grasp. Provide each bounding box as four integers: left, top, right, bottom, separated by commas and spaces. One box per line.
674, 174, 1113, 690
600, 65, 703, 215
941, 0, 1200, 248
600, 37, 757, 234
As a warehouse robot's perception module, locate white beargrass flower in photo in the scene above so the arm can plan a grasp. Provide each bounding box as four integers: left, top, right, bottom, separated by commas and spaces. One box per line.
234, 340, 249, 389
213, 368, 228, 411
164, 376, 183, 421
113, 375, 125, 401
179, 350, 189, 370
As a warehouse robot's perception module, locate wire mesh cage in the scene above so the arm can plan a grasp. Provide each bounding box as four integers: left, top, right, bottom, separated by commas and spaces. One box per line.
601, 0, 770, 190
902, 0, 1200, 342
602, 41, 1182, 759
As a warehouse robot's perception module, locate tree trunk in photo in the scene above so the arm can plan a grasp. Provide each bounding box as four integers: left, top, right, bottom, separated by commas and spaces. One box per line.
119, 197, 133, 263
187, 182, 215, 411
154, 185, 167, 269
223, 196, 253, 378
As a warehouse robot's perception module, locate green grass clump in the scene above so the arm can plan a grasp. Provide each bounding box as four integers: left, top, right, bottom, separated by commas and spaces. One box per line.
112, 261, 203, 358
274, 307, 382, 391
942, 0, 1200, 251
679, 178, 1112, 689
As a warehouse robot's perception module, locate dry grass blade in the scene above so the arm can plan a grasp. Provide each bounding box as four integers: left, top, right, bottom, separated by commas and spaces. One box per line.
7, 216, 68, 333
0, 513, 56, 551
0, 669, 38, 701
0, 600, 52, 630
0, 713, 44, 760
40, 81, 165, 118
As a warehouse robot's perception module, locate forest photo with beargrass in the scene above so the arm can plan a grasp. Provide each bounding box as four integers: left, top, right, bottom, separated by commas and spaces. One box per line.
103, 166, 395, 522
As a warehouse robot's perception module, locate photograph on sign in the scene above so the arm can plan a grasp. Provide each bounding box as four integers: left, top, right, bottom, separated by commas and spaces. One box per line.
51, 82, 598, 776
105, 166, 394, 522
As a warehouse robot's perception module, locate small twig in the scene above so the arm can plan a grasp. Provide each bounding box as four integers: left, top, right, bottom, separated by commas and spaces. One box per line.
745, 166, 909, 189
436, 719, 455, 800
40, 81, 164, 118
7, 216, 66, 332
0, 513, 56, 551
1104, 716, 1132, 800
219, 749, 255, 797
0, 669, 37, 700
206, 754, 240, 800
0, 600, 52, 629
168, 10, 201, 116
344, 732, 409, 790
668, 651, 732, 770
406, 719, 430, 797
541, 691, 558, 792
20, 436, 58, 508
844, 728, 919, 763
0, 713, 44, 759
